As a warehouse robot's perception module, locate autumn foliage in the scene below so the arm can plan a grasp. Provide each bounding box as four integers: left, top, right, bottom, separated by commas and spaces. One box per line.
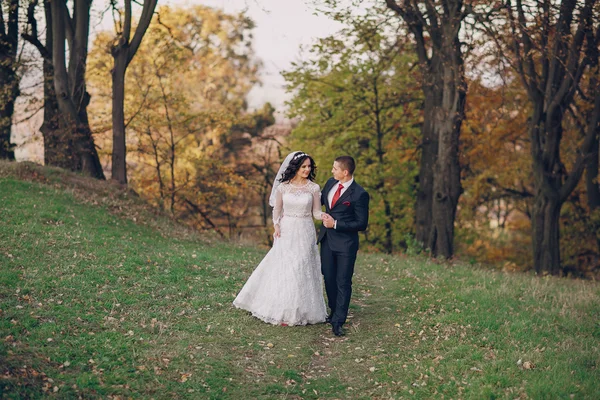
87, 5, 283, 241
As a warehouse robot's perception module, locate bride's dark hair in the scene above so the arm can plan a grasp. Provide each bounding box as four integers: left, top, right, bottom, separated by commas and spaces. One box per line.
279, 152, 317, 183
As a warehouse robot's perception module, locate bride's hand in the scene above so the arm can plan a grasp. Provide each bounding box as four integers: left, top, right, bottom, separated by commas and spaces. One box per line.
322, 214, 335, 229
273, 224, 281, 239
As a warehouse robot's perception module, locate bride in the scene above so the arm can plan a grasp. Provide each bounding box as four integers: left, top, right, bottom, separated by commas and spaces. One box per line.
233, 151, 327, 326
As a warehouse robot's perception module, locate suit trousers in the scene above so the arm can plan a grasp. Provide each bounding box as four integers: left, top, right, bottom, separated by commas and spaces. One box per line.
320, 235, 357, 325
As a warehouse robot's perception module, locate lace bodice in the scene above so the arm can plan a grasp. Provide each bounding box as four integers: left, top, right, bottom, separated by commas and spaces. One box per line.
272, 181, 322, 225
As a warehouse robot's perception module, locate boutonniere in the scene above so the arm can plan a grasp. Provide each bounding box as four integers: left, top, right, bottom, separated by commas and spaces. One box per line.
343, 201, 351, 207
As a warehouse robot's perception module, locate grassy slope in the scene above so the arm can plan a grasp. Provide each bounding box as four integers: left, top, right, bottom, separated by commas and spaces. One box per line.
0, 161, 599, 399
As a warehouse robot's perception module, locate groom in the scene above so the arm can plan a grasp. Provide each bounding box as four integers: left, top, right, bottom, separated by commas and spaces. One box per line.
318, 156, 369, 336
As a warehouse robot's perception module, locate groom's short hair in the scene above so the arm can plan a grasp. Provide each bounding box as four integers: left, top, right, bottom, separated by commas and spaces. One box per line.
335, 156, 355, 175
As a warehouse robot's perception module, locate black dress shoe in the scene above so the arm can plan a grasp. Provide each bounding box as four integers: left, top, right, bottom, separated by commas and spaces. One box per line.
332, 324, 345, 337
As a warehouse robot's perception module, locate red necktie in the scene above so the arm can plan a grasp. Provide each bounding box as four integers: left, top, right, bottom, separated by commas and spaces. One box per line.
331, 183, 344, 208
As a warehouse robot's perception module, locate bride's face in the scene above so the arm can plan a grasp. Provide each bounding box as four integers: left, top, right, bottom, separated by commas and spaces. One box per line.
296, 158, 312, 179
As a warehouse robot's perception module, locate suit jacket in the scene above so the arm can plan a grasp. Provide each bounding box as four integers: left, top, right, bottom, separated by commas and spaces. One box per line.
318, 177, 370, 253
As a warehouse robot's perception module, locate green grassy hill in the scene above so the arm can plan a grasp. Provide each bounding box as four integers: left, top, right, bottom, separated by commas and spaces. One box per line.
1, 161, 599, 399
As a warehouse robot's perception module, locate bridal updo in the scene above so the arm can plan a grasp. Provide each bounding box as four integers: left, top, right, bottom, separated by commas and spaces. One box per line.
279, 152, 317, 183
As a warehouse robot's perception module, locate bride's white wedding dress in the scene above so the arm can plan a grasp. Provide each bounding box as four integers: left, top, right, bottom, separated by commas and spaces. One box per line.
233, 180, 327, 325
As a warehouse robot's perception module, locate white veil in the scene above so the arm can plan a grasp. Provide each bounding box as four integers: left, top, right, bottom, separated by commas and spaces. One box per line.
269, 151, 305, 207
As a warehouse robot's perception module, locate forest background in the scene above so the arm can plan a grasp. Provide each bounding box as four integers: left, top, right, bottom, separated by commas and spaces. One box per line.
2, 0, 600, 278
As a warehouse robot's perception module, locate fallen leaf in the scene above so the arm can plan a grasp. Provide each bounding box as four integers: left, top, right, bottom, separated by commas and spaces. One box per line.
523, 361, 535, 370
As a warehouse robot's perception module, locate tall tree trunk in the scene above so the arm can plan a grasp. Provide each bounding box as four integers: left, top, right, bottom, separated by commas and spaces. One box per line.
429, 33, 466, 258
0, 79, 17, 160
530, 111, 564, 274
530, 95, 599, 274
415, 84, 438, 246
22, 0, 66, 166
382, 199, 393, 252
504, 0, 599, 274
0, 0, 19, 160
50, 0, 104, 178
40, 0, 65, 167
528, 93, 574, 273
110, 0, 158, 185
532, 189, 562, 275
77, 95, 104, 178
385, 0, 467, 258
41, 49, 66, 167
111, 54, 128, 183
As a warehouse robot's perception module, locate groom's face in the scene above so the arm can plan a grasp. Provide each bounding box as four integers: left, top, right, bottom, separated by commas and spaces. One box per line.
332, 161, 347, 181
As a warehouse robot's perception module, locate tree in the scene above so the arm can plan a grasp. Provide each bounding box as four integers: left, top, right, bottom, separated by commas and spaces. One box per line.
383, 0, 477, 258
22, 0, 63, 167
0, 0, 20, 160
50, 0, 104, 178
88, 5, 266, 235
579, 15, 600, 255
498, 0, 600, 274
285, 10, 422, 253
109, 0, 158, 185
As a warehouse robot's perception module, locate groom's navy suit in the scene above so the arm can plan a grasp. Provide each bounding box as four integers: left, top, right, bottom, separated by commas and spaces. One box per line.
318, 177, 369, 326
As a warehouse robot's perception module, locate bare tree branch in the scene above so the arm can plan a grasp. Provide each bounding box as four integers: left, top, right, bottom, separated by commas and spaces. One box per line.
127, 0, 158, 66
506, 0, 534, 96
560, 91, 600, 202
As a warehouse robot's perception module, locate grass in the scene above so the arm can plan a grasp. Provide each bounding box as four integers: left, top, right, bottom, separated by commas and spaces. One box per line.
1, 160, 599, 399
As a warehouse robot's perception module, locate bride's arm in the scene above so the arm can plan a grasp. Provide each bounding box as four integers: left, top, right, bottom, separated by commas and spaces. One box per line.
273, 188, 283, 237
312, 189, 323, 220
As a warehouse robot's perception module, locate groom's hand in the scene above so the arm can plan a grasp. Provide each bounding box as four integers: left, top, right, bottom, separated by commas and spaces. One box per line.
322, 214, 335, 229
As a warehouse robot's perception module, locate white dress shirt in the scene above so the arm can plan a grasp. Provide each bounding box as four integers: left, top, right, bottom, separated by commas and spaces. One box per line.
327, 178, 354, 208
327, 178, 353, 229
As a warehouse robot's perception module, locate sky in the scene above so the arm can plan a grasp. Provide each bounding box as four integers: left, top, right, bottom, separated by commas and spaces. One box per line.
199, 0, 343, 111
